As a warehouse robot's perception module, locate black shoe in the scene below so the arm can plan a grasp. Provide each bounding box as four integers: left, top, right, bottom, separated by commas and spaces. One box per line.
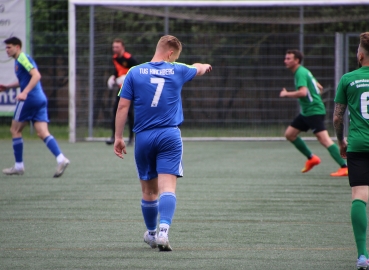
106, 138, 114, 145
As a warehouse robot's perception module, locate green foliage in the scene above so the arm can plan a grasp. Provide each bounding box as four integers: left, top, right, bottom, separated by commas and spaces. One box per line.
31, 3, 369, 59
32, 0, 68, 57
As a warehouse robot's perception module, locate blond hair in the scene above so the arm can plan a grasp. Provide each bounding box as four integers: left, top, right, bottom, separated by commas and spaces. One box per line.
156, 35, 182, 52
360, 32, 369, 55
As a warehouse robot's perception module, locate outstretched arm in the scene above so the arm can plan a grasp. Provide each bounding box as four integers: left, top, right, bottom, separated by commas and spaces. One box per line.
0, 81, 20, 92
192, 63, 212, 76
333, 102, 348, 158
280, 86, 307, 98
114, 97, 131, 159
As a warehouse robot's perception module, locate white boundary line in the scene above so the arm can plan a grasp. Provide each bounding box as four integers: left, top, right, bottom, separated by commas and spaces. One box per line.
70, 0, 369, 6
85, 136, 335, 142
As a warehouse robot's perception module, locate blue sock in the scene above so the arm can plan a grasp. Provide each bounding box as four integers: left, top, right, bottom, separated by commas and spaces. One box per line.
159, 192, 177, 226
43, 135, 61, 157
13, 137, 23, 162
141, 199, 158, 231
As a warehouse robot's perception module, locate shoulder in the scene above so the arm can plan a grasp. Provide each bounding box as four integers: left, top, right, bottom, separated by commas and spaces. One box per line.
295, 66, 311, 80
340, 72, 351, 82
126, 63, 146, 74
172, 62, 197, 70
123, 52, 132, 59
339, 70, 359, 86
173, 62, 195, 68
337, 70, 364, 92
131, 62, 147, 69
17, 52, 33, 64
297, 66, 309, 74
113, 52, 133, 60
343, 68, 363, 78
17, 53, 35, 70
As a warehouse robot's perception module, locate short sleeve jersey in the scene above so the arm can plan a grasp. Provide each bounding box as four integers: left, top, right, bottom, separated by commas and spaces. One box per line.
15, 52, 46, 101
294, 66, 326, 116
119, 61, 197, 133
334, 66, 369, 152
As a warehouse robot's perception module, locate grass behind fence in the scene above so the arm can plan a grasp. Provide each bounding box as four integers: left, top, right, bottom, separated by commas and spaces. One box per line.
0, 140, 356, 269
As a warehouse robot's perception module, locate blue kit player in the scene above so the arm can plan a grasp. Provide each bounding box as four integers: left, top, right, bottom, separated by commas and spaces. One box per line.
114, 35, 212, 251
0, 37, 69, 177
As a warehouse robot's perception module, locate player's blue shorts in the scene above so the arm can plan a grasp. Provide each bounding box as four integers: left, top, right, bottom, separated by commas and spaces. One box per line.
13, 98, 49, 123
134, 127, 183, 180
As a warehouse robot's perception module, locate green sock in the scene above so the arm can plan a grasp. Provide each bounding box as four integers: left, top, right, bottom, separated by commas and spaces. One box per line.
291, 137, 312, 159
327, 144, 346, 167
351, 199, 368, 258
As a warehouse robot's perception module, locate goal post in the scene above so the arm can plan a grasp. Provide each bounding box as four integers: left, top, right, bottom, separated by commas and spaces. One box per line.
68, 0, 369, 143
68, 0, 76, 143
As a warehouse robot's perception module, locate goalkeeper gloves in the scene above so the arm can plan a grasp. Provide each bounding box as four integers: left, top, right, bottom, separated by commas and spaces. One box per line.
107, 75, 116, 89
116, 75, 126, 86
107, 75, 126, 89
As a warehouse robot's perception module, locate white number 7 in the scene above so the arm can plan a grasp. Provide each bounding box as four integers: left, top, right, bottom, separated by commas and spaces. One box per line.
151, 78, 165, 107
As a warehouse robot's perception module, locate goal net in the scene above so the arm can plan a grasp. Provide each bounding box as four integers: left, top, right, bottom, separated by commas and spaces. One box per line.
68, 0, 369, 142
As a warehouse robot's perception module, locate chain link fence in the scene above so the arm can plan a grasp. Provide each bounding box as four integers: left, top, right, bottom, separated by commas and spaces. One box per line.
1, 1, 368, 139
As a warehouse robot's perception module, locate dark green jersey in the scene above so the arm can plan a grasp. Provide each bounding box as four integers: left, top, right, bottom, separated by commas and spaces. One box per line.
294, 66, 326, 116
334, 66, 369, 152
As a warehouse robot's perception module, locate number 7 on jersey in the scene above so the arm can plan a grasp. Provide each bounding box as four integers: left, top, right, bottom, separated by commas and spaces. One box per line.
151, 78, 165, 107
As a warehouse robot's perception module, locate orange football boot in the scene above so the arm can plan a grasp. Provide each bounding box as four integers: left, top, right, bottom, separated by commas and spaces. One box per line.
330, 167, 348, 177
301, 155, 321, 173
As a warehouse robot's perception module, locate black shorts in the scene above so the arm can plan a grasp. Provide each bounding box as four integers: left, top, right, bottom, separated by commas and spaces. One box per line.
290, 114, 326, 134
347, 152, 369, 187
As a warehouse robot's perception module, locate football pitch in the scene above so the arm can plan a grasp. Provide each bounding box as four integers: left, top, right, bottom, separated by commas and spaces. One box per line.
0, 140, 357, 269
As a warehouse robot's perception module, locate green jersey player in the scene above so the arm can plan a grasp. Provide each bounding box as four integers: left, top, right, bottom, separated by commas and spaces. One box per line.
280, 49, 347, 176
334, 32, 369, 270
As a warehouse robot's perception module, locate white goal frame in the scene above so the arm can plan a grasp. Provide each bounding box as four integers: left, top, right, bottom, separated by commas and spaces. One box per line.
68, 0, 369, 142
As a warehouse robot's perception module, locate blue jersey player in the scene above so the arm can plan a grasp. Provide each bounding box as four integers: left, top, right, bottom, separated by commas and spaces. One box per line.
0, 37, 69, 177
114, 35, 212, 251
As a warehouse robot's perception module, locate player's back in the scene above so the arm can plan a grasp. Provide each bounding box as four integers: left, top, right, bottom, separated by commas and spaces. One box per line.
120, 61, 197, 133
339, 66, 369, 152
